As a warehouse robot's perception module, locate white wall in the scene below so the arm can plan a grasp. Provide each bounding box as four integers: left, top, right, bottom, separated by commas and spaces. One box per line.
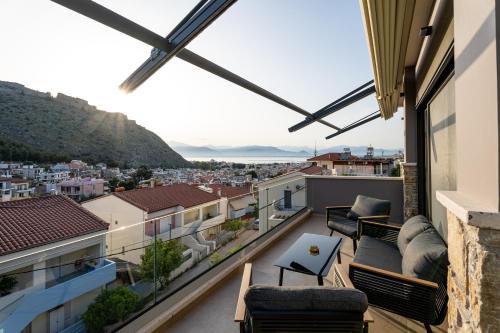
83, 195, 146, 264
258, 174, 306, 233
454, 0, 500, 212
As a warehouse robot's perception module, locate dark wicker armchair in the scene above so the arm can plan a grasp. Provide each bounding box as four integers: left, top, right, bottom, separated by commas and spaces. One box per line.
235, 263, 371, 333
326, 195, 391, 262
349, 216, 448, 333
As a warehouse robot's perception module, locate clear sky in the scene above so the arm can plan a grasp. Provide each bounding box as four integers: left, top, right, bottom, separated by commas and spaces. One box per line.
0, 0, 403, 150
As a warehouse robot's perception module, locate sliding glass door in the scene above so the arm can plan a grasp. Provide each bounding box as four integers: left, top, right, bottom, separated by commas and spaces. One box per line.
425, 74, 456, 242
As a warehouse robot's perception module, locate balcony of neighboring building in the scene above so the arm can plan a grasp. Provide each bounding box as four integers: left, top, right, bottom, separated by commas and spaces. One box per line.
0, 259, 116, 333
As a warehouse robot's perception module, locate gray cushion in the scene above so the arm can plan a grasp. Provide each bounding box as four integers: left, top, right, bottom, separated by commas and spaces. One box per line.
353, 236, 402, 273
347, 195, 391, 221
327, 218, 358, 237
402, 228, 448, 282
245, 285, 368, 313
397, 215, 433, 255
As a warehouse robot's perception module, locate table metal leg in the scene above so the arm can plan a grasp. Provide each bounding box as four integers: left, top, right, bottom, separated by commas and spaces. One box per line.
279, 268, 284, 286
317, 276, 324, 286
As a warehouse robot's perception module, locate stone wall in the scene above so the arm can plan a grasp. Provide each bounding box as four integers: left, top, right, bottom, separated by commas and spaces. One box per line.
447, 210, 500, 332
401, 162, 418, 220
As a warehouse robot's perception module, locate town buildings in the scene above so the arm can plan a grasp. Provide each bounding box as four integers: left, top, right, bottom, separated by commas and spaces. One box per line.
82, 183, 226, 264
308, 148, 396, 176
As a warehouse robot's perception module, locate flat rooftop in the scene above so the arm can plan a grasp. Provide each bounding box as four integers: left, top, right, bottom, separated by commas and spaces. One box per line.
158, 213, 448, 333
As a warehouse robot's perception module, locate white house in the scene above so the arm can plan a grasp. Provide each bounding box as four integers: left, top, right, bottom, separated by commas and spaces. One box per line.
206, 184, 257, 219
17, 165, 44, 180
36, 171, 70, 184
0, 195, 114, 333
57, 178, 105, 201
83, 183, 226, 264
258, 165, 322, 232
0, 178, 34, 202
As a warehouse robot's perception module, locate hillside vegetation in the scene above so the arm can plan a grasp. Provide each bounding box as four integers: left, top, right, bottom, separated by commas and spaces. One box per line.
0, 81, 190, 168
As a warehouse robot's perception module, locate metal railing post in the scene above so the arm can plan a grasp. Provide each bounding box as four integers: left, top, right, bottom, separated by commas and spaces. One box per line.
153, 219, 157, 305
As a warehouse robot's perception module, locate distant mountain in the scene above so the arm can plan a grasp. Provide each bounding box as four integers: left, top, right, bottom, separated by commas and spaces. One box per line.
170, 142, 402, 159
171, 143, 312, 158
0, 81, 191, 168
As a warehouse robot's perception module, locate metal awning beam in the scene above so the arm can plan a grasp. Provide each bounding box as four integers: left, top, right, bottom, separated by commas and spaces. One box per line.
51, 0, 341, 132
325, 111, 381, 139
288, 82, 376, 132
121, 0, 237, 92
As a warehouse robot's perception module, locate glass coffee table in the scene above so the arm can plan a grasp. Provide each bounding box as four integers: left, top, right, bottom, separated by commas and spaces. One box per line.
274, 233, 342, 286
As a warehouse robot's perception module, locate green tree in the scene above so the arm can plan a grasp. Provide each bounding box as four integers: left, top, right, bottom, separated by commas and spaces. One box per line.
252, 204, 259, 218
227, 244, 242, 255
134, 165, 153, 183
108, 177, 120, 191
246, 170, 257, 179
82, 286, 140, 333
107, 160, 119, 168
0, 275, 17, 296
225, 219, 243, 238
208, 252, 224, 266
118, 179, 136, 191
390, 164, 401, 177
233, 163, 245, 169
140, 239, 184, 290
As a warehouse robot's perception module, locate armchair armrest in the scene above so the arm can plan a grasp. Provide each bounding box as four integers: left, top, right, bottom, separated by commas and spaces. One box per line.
357, 215, 390, 222
325, 205, 353, 210
326, 206, 352, 225
349, 262, 438, 289
235, 263, 253, 323
358, 220, 401, 243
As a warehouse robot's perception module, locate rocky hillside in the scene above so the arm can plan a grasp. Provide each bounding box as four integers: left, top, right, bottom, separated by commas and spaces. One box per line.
0, 81, 190, 168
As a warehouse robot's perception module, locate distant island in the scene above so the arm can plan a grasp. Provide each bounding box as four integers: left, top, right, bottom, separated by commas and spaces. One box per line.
0, 80, 190, 168
169, 141, 402, 159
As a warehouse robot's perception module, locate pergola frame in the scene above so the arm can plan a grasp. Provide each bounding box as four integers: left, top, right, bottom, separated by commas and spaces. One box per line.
51, 0, 383, 138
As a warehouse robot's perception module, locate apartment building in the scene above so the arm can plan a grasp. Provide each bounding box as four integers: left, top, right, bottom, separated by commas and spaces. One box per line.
17, 165, 44, 180
0, 195, 113, 333
36, 171, 70, 184
57, 178, 105, 201
0, 177, 12, 202
0, 178, 34, 202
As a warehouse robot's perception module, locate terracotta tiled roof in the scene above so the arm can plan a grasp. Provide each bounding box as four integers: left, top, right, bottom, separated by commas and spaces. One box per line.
307, 152, 392, 163
307, 152, 358, 162
113, 183, 219, 213
0, 195, 109, 256
208, 184, 252, 199
298, 165, 323, 175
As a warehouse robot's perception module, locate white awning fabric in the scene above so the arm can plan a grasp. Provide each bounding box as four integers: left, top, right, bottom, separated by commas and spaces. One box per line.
360, 0, 415, 119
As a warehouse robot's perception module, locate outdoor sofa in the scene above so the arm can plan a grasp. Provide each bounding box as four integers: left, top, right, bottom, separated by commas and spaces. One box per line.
349, 215, 448, 333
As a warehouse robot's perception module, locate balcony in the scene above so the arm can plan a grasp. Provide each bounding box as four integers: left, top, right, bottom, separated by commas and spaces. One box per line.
107, 175, 447, 333
0, 259, 116, 333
